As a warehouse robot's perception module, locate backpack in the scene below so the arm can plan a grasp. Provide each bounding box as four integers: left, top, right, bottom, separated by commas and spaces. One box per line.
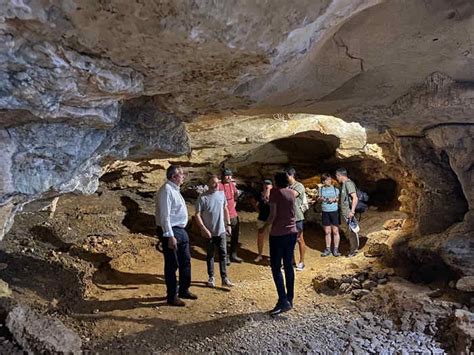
345, 181, 369, 213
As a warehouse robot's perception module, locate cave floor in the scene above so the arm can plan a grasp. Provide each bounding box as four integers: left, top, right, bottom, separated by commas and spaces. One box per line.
1, 190, 450, 353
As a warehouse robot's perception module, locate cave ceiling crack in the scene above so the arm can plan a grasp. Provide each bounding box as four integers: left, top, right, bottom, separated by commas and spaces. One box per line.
332, 34, 365, 73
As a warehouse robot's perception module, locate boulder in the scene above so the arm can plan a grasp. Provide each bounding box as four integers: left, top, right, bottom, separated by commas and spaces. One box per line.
6, 305, 82, 354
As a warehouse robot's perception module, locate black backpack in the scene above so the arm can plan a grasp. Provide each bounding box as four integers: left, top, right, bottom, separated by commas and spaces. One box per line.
354, 188, 369, 213
345, 181, 369, 213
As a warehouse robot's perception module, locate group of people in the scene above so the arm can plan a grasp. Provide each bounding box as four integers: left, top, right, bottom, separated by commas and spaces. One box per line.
154, 164, 361, 315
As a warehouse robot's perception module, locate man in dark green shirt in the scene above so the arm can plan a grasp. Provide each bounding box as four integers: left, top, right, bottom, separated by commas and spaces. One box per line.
335, 168, 359, 257
285, 167, 307, 271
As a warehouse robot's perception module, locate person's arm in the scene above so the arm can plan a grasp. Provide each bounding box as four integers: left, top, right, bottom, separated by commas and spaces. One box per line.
224, 205, 232, 235
232, 183, 238, 208
264, 202, 277, 230
195, 211, 212, 239
158, 188, 177, 250
349, 192, 358, 218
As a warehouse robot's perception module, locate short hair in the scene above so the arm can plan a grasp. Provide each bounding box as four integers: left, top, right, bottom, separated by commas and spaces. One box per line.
274, 172, 290, 188
207, 174, 219, 182
166, 165, 182, 180
284, 167, 296, 177
335, 167, 347, 176
321, 173, 332, 182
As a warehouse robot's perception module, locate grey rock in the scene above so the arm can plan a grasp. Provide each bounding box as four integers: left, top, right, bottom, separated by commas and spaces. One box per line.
6, 305, 82, 354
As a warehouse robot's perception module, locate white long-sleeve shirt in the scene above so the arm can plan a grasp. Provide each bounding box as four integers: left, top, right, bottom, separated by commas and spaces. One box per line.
155, 180, 188, 237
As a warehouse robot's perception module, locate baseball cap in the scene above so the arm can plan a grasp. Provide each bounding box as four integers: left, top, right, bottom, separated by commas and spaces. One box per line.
263, 179, 272, 185
222, 168, 233, 176
347, 218, 360, 233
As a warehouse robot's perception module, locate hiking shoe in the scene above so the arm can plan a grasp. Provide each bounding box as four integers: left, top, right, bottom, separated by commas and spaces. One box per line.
222, 278, 234, 287
321, 248, 332, 257
333, 248, 341, 257
207, 277, 216, 288
296, 262, 305, 271
254, 255, 263, 263
347, 249, 359, 258
179, 291, 198, 300
269, 301, 292, 316
230, 253, 243, 263
167, 297, 186, 307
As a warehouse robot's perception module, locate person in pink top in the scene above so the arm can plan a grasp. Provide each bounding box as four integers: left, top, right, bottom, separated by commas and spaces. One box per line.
262, 172, 297, 316
218, 168, 243, 263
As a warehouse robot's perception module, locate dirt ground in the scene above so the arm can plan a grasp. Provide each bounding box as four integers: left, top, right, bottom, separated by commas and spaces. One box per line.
0, 189, 429, 353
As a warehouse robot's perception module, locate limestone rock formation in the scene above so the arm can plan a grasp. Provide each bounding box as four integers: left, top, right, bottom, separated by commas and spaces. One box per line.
0, 0, 473, 278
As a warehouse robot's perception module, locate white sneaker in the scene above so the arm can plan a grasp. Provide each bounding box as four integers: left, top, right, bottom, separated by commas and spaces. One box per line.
222, 278, 234, 287
207, 277, 216, 288
296, 262, 305, 271
254, 255, 263, 263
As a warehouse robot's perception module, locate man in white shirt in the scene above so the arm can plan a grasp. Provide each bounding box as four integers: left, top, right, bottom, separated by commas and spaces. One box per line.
155, 165, 197, 306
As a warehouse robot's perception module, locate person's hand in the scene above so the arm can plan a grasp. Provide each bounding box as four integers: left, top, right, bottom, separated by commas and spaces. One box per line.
168, 236, 177, 250
348, 211, 355, 219
226, 225, 232, 235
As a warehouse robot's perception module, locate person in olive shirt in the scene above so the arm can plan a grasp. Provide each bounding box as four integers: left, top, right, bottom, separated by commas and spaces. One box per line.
285, 167, 307, 271
335, 167, 359, 257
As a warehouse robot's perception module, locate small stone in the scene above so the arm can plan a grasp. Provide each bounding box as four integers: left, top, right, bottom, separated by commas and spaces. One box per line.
377, 278, 388, 285
362, 280, 377, 290
456, 276, 474, 292
382, 319, 394, 330
427, 288, 443, 298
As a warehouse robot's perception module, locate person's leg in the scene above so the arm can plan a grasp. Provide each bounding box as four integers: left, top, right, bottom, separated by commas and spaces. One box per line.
283, 234, 298, 306
206, 236, 215, 280
298, 230, 306, 263
176, 229, 193, 297
269, 236, 287, 305
217, 234, 228, 280
321, 224, 332, 257
257, 229, 264, 256
160, 234, 179, 303
230, 217, 242, 262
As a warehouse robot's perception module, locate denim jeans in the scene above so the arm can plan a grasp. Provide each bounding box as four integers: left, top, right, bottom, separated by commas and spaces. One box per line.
158, 227, 191, 302
206, 234, 227, 279
269, 233, 298, 305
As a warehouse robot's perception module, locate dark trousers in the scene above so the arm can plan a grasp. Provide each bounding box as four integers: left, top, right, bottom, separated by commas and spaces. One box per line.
229, 217, 240, 255
157, 227, 191, 302
207, 234, 227, 279
269, 233, 298, 305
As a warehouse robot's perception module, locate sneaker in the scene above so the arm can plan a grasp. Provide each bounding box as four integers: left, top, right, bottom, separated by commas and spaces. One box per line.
222, 278, 234, 287
296, 262, 305, 271
207, 277, 216, 288
321, 248, 332, 257
254, 255, 263, 263
333, 248, 341, 257
269, 301, 292, 316
231, 253, 243, 263
347, 249, 358, 258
